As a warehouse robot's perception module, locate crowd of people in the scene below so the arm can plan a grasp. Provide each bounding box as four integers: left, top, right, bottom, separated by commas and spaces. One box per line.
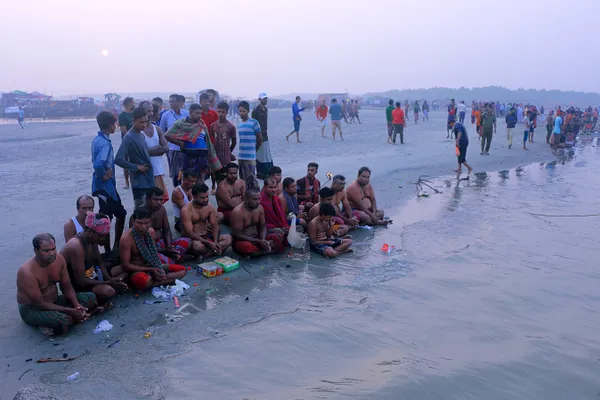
16, 94, 391, 336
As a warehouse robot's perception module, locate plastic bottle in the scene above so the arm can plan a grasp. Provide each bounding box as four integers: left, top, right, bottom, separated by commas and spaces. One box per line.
66, 372, 80, 381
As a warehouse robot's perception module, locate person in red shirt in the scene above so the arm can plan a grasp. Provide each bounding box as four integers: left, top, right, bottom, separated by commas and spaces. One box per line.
316, 100, 329, 138
391, 102, 407, 144
199, 93, 218, 141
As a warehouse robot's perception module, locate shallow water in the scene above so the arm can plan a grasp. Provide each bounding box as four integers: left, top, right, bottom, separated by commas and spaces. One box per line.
3, 111, 600, 399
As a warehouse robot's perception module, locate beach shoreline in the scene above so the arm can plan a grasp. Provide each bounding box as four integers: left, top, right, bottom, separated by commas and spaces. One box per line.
1, 109, 566, 398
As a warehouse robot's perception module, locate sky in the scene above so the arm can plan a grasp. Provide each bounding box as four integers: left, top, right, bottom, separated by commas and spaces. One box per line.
2, 0, 598, 98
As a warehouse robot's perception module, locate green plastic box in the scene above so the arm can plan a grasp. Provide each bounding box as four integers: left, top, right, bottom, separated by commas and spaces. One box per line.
214, 257, 239, 273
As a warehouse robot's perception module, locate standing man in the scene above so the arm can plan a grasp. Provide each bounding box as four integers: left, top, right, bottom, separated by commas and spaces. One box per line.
160, 94, 189, 187
286, 96, 305, 143
141, 102, 169, 203
505, 107, 517, 149
210, 101, 237, 184
422, 100, 429, 122
457, 100, 466, 124
447, 99, 457, 138
552, 111, 563, 149
413, 100, 420, 124
523, 111, 531, 151
450, 120, 472, 176
92, 111, 127, 252
391, 102, 406, 144
352, 100, 362, 124
118, 97, 135, 189
252, 93, 273, 179
18, 106, 25, 129
237, 101, 262, 190
115, 107, 153, 206
329, 98, 343, 141
316, 100, 329, 138
479, 105, 497, 155
385, 99, 394, 143
546, 110, 555, 145
199, 92, 220, 192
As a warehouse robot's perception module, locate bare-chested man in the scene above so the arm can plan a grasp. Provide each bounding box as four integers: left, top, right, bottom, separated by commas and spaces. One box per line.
131, 187, 192, 264
346, 167, 389, 226
64, 195, 96, 245
17, 233, 98, 336
216, 162, 246, 224
330, 174, 359, 229
279, 177, 307, 229
307, 187, 350, 236
171, 169, 197, 232
308, 204, 353, 258
120, 208, 187, 291
61, 213, 128, 308
231, 188, 286, 258
181, 183, 232, 260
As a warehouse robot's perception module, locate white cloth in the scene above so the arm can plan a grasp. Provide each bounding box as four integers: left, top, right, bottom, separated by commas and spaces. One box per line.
71, 216, 84, 234
144, 125, 165, 176
458, 103, 466, 113
256, 140, 273, 163
172, 186, 189, 219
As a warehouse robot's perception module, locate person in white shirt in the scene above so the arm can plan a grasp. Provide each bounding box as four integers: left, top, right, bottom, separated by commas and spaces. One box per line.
458, 101, 467, 125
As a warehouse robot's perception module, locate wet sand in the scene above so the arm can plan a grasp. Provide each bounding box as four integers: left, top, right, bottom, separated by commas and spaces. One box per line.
2, 109, 589, 399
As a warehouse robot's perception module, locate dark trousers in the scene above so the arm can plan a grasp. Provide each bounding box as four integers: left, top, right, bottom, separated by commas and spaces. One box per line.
393, 124, 404, 144
481, 127, 493, 153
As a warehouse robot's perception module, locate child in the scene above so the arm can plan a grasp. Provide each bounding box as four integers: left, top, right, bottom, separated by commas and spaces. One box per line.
308, 203, 352, 258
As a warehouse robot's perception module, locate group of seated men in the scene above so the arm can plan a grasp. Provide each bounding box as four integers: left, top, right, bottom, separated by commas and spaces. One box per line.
16, 162, 388, 335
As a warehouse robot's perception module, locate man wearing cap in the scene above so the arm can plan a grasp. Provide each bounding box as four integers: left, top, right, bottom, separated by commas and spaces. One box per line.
252, 93, 273, 179
61, 213, 129, 309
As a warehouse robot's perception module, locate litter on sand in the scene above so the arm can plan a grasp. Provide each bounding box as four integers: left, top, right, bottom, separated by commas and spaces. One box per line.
66, 372, 80, 381
356, 225, 374, 230
151, 279, 190, 300
93, 320, 113, 334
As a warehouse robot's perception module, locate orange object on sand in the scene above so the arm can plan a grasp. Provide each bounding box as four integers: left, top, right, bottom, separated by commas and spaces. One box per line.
380, 244, 389, 252
193, 283, 198, 287
224, 277, 229, 281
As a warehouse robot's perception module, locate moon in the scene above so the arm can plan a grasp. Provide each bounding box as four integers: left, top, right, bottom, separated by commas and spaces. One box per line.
101, 49, 109, 56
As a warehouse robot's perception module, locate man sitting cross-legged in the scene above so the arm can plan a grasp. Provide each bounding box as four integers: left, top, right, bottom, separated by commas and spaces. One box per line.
61, 213, 128, 310
279, 177, 307, 230
17, 233, 98, 336
131, 186, 193, 264
181, 183, 232, 260
216, 162, 246, 225
308, 203, 353, 258
231, 188, 286, 258
120, 208, 187, 292
346, 166, 389, 226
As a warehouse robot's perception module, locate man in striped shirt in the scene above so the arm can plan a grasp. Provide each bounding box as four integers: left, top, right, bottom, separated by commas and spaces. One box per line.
237, 101, 262, 190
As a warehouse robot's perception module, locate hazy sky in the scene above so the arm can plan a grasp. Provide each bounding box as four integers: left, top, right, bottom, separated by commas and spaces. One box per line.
2, 0, 598, 97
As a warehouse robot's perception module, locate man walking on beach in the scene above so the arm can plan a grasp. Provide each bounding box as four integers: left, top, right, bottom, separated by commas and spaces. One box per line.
505, 107, 517, 149
385, 99, 394, 143
391, 102, 406, 144
115, 107, 153, 206
450, 120, 472, 176
329, 99, 343, 141
18, 106, 25, 129
160, 94, 189, 187
252, 93, 273, 179
422, 101, 429, 122
118, 97, 135, 189
286, 96, 304, 143
479, 105, 497, 155
458, 101, 466, 125
316, 100, 329, 138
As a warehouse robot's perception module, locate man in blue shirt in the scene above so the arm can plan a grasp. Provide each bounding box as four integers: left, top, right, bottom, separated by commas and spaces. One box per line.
91, 111, 127, 251
159, 94, 189, 187
450, 120, 472, 176
18, 106, 25, 129
286, 96, 305, 143
329, 99, 344, 140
